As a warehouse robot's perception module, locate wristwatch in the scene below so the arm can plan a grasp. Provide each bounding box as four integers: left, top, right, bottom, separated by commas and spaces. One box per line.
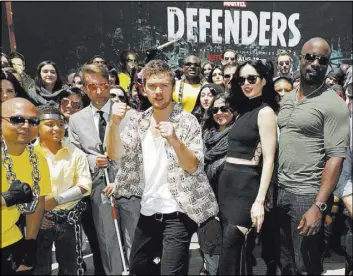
314, 200, 327, 212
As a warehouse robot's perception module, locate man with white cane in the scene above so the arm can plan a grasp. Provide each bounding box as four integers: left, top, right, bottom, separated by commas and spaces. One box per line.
99, 144, 129, 275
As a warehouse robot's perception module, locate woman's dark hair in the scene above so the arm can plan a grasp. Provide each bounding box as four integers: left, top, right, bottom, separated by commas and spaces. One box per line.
228, 60, 280, 113
56, 86, 82, 102
119, 50, 137, 74
192, 83, 224, 123
1, 69, 31, 101
108, 67, 120, 86
207, 65, 224, 84
259, 59, 275, 80
202, 62, 214, 75
90, 55, 106, 64
174, 68, 183, 80
203, 93, 235, 132
110, 85, 132, 106
35, 60, 63, 91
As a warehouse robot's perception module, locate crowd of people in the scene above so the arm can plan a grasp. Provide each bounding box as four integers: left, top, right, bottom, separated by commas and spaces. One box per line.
1, 36, 352, 276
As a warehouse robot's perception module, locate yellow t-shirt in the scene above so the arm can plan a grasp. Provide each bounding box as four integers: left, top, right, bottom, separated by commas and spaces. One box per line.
118, 72, 131, 93
1, 147, 52, 248
172, 80, 202, 113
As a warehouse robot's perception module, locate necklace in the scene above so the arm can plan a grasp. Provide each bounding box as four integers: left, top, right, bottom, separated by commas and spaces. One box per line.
1, 137, 40, 214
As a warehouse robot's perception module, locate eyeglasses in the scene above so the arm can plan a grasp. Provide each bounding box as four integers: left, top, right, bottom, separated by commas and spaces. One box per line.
110, 93, 126, 103
237, 75, 260, 86
86, 82, 109, 93
224, 74, 233, 79
1, 116, 40, 126
60, 98, 82, 110
127, 59, 137, 63
279, 61, 290, 66
224, 57, 235, 61
184, 62, 200, 67
301, 53, 330, 66
212, 106, 230, 114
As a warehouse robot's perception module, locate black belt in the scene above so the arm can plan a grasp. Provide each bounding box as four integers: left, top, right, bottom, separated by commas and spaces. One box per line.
154, 212, 182, 222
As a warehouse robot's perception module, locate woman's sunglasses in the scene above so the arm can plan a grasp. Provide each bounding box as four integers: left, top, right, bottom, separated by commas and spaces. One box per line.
212, 106, 230, 114
1, 116, 40, 126
237, 75, 259, 86
60, 98, 82, 110
110, 93, 126, 103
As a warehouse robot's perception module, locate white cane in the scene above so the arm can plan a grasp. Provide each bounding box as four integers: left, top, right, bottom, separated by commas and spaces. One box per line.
103, 168, 129, 275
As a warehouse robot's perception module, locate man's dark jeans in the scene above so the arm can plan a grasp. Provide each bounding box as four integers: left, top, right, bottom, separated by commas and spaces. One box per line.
33, 221, 77, 275
129, 212, 197, 275
276, 188, 326, 275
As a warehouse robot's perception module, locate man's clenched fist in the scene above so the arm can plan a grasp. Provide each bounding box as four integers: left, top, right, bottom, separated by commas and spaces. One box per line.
111, 102, 130, 123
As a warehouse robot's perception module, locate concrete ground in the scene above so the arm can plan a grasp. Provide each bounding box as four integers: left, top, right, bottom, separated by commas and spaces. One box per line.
52, 233, 346, 275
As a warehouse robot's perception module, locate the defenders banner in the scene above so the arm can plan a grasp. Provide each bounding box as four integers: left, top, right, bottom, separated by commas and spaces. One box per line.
1, 1, 352, 75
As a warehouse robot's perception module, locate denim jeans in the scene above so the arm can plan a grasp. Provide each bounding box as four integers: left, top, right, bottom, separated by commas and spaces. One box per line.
33, 221, 77, 275
276, 188, 326, 275
204, 253, 220, 275
129, 212, 197, 275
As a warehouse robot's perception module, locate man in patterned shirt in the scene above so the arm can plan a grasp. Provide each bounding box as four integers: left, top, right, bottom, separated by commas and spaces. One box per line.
106, 59, 218, 275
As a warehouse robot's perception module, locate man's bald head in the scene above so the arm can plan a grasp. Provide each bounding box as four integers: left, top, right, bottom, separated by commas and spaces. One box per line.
301, 37, 331, 56
2, 98, 38, 117
184, 55, 200, 64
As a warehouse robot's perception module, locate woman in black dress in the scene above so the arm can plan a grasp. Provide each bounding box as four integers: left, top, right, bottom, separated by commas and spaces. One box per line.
218, 60, 279, 275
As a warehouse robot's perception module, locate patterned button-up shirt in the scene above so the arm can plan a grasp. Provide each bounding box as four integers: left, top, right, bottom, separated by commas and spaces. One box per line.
113, 104, 219, 225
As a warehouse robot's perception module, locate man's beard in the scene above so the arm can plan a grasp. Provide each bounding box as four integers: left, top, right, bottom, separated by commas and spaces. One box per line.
303, 70, 325, 85
281, 67, 290, 74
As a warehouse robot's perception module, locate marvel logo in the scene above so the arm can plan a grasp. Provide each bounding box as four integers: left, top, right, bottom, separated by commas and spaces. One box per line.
223, 2, 247, 8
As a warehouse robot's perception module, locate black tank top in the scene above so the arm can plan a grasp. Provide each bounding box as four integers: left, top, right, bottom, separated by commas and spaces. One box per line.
227, 96, 267, 160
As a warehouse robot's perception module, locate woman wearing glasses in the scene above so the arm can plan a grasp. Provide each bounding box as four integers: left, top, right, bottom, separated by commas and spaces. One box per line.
218, 60, 279, 275
198, 93, 235, 275
56, 87, 85, 137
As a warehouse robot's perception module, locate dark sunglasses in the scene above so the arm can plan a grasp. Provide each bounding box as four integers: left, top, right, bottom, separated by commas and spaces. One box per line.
237, 75, 260, 86
1, 116, 40, 126
224, 57, 235, 61
301, 53, 330, 66
110, 93, 126, 103
60, 98, 82, 110
184, 62, 200, 67
279, 61, 290, 66
224, 74, 233, 79
212, 106, 230, 114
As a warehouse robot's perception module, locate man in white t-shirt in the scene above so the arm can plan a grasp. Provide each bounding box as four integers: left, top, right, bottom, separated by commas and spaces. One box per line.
106, 60, 218, 275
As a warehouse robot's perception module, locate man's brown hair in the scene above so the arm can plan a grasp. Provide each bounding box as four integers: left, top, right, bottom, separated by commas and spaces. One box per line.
143, 60, 175, 86
80, 64, 109, 85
